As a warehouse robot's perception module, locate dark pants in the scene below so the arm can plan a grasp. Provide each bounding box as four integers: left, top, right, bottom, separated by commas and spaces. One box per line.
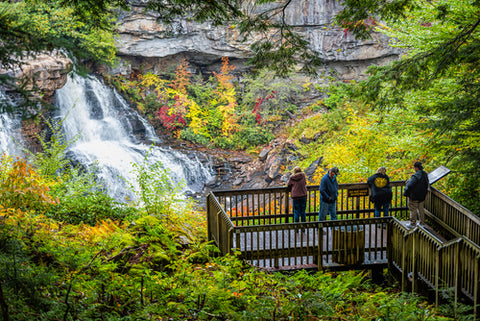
374, 202, 390, 217
293, 197, 307, 223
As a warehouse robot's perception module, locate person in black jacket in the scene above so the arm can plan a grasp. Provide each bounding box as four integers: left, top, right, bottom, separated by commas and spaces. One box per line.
287, 166, 308, 224
403, 161, 429, 227
367, 167, 393, 217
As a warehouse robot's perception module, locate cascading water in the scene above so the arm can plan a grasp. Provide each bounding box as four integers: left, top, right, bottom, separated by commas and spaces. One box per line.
0, 90, 24, 157
54, 74, 213, 202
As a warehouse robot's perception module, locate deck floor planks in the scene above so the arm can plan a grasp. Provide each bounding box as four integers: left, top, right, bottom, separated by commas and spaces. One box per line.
234, 222, 390, 269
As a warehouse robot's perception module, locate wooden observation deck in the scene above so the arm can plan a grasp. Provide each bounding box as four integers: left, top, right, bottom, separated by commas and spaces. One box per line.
207, 182, 480, 315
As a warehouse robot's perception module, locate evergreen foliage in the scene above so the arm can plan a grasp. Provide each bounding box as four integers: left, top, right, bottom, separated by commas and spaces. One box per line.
335, 0, 480, 212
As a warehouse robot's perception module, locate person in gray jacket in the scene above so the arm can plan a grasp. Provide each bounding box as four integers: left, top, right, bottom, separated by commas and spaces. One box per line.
403, 161, 429, 227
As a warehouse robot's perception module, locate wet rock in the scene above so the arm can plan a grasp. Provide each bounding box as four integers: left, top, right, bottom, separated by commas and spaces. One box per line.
258, 146, 272, 162
299, 136, 311, 144
233, 177, 243, 186
305, 157, 323, 179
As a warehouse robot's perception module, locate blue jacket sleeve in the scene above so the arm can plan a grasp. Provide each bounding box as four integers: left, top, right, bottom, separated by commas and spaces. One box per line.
319, 177, 329, 200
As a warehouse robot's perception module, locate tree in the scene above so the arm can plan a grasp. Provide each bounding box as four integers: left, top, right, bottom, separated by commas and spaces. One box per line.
336, 0, 480, 212
0, 0, 118, 113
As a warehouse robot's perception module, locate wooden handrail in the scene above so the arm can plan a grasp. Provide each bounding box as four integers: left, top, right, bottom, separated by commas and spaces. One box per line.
207, 182, 480, 317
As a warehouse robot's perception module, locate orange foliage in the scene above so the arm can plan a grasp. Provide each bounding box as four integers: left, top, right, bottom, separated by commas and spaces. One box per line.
170, 58, 192, 94
213, 57, 238, 135
0, 155, 58, 213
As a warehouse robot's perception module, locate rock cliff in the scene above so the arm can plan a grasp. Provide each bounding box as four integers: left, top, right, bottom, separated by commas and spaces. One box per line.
112, 0, 402, 191
113, 0, 401, 80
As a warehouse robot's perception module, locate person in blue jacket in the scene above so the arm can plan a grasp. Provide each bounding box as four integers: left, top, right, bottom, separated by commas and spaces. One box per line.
318, 167, 340, 221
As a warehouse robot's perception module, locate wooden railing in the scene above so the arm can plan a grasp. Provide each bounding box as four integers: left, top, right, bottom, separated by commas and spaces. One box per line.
388, 220, 480, 316
426, 187, 480, 244
231, 217, 390, 270
212, 181, 409, 227
207, 181, 480, 315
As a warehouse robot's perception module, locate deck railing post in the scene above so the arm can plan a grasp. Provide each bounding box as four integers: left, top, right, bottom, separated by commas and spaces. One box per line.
435, 248, 440, 307
387, 221, 393, 272
355, 196, 360, 219
274, 229, 279, 269
412, 232, 418, 293
285, 190, 289, 221
401, 233, 407, 292
317, 222, 323, 270
227, 227, 233, 254
216, 210, 221, 252
474, 256, 478, 320
454, 242, 460, 316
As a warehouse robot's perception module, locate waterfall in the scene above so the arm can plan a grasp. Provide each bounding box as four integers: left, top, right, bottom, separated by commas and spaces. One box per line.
0, 90, 24, 157
54, 74, 213, 202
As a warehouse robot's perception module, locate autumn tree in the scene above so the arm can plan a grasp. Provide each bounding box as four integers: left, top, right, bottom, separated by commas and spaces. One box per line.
212, 57, 238, 135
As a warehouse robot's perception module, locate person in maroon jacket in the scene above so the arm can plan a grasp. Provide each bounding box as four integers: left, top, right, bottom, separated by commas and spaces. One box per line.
287, 166, 308, 224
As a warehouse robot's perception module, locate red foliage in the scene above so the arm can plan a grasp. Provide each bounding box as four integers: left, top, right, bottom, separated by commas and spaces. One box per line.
156, 106, 186, 130
252, 91, 275, 125
342, 17, 377, 37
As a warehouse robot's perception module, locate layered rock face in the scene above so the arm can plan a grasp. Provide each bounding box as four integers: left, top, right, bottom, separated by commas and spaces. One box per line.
0, 51, 73, 100
114, 0, 401, 80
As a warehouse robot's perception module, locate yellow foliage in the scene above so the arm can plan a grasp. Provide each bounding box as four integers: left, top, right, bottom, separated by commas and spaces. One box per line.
308, 106, 431, 184
213, 57, 238, 135
186, 101, 210, 136
0, 155, 58, 213
139, 72, 169, 101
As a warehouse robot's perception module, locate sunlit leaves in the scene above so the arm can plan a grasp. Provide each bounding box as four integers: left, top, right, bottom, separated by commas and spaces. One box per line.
110, 58, 277, 149
0, 154, 57, 213
337, 0, 480, 212
212, 57, 238, 135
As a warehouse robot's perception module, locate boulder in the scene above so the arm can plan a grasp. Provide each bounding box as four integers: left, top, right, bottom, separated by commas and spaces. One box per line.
0, 51, 73, 99
258, 146, 272, 161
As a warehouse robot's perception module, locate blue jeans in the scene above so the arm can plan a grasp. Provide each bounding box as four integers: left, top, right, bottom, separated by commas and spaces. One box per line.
318, 201, 337, 221
374, 203, 390, 218
293, 198, 307, 223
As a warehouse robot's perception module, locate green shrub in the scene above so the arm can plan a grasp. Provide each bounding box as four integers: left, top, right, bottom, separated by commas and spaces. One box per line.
180, 128, 210, 145
45, 191, 133, 225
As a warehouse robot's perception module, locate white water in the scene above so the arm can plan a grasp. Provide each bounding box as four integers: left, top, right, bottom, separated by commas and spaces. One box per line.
0, 90, 24, 157
55, 74, 213, 202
